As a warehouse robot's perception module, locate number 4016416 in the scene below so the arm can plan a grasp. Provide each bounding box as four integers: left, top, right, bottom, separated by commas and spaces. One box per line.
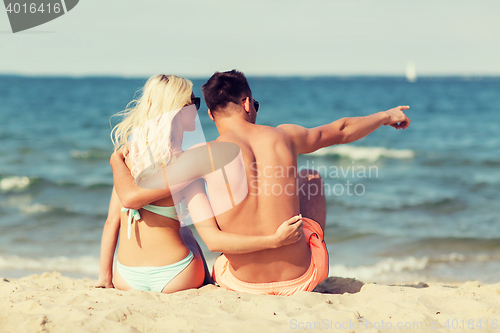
6, 3, 61, 14
443, 319, 498, 329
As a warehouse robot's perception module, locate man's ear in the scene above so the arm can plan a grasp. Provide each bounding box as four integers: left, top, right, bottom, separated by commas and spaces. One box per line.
208, 109, 215, 122
242, 97, 251, 116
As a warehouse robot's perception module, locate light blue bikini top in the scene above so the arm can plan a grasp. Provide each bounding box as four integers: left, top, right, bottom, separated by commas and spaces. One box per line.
121, 199, 188, 239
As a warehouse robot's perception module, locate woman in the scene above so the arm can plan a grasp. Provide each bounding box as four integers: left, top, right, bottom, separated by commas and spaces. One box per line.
95, 74, 302, 293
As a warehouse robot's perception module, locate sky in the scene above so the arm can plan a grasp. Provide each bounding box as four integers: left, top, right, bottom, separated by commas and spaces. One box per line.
1, 0, 499, 77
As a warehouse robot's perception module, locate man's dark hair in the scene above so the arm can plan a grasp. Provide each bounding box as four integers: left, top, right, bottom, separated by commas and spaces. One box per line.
202, 70, 251, 114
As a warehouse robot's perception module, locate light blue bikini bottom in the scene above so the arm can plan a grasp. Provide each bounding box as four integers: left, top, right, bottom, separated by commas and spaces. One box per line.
117, 251, 194, 292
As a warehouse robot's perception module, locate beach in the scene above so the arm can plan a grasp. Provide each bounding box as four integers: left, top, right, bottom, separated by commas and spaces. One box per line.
1, 272, 499, 333
1, 76, 499, 332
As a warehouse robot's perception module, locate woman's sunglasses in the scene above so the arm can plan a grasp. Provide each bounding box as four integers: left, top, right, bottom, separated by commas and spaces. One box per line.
192, 97, 201, 110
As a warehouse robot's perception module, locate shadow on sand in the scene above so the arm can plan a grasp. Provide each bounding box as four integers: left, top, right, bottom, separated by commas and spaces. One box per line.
313, 277, 430, 294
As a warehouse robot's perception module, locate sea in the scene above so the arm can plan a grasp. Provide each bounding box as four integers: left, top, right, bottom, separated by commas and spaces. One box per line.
0, 75, 499, 284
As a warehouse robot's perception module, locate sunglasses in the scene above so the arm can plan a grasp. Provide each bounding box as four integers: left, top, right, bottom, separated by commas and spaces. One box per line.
242, 97, 260, 112
192, 97, 200, 110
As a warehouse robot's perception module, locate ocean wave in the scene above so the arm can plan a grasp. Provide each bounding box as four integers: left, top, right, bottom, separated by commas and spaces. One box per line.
408, 237, 500, 252
308, 146, 415, 162
85, 183, 113, 190
329, 196, 466, 214
330, 252, 500, 281
482, 160, 500, 167
18, 203, 53, 215
71, 148, 110, 161
0, 176, 34, 192
430, 252, 500, 263
0, 174, 109, 194
379, 197, 467, 214
1, 196, 96, 218
424, 157, 500, 168
433, 252, 465, 262
0, 255, 99, 275
329, 256, 428, 281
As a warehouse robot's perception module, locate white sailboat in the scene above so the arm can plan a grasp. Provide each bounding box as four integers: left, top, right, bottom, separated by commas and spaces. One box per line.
406, 61, 417, 83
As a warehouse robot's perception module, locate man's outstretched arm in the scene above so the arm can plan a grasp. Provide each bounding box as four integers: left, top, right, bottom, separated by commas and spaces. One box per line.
279, 106, 410, 154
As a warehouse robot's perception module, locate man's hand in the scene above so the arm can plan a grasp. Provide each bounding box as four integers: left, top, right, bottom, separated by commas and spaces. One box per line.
383, 106, 411, 129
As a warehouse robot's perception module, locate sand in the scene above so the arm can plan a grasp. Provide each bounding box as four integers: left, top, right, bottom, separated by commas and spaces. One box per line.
1, 272, 499, 333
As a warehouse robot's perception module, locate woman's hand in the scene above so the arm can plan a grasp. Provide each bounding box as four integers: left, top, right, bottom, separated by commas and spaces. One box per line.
92, 276, 114, 289
111, 145, 129, 164
273, 214, 303, 247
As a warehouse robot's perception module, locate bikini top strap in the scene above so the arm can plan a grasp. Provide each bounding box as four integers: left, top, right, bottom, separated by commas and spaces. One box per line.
142, 204, 178, 220
207, 142, 215, 172
121, 207, 141, 240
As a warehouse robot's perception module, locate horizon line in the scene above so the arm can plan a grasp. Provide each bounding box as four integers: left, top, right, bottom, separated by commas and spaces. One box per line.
1, 72, 500, 80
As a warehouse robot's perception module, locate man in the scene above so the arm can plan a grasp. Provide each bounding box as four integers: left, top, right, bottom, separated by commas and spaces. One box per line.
111, 70, 410, 295
200, 70, 410, 295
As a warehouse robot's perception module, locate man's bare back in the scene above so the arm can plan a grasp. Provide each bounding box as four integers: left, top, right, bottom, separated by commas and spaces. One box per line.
212, 124, 312, 283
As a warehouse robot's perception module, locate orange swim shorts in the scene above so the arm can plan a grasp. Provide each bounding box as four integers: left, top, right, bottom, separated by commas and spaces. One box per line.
212, 217, 329, 296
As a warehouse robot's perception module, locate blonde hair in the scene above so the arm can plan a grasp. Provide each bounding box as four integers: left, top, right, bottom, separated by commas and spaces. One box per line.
111, 74, 193, 178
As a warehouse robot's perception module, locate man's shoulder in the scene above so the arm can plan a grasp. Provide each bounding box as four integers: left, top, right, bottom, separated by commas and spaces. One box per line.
276, 123, 303, 133
216, 124, 284, 142
215, 132, 238, 144
252, 124, 295, 140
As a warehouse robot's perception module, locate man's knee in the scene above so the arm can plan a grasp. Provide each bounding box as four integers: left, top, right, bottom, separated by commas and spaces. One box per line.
298, 169, 323, 184
298, 169, 326, 229
298, 169, 324, 196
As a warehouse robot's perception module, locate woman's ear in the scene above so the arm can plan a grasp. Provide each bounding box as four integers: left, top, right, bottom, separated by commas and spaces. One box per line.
208, 109, 215, 122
